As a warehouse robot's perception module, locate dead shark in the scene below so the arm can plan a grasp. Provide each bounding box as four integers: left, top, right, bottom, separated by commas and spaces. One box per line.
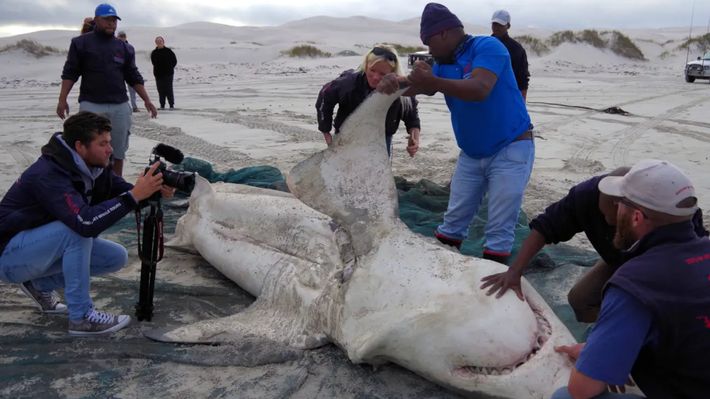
147, 89, 576, 398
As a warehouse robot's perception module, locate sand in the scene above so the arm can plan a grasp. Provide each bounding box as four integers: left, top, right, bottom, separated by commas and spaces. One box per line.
0, 16, 708, 398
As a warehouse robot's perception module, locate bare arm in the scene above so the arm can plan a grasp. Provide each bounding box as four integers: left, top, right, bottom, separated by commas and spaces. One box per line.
131, 84, 158, 118
56, 79, 75, 119
480, 228, 546, 300
407, 60, 497, 101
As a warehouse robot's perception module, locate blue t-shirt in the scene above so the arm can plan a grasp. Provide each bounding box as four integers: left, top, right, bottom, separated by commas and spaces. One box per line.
576, 286, 655, 385
433, 35, 531, 158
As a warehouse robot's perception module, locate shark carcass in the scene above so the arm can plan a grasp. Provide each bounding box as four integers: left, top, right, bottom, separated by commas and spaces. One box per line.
147, 89, 575, 398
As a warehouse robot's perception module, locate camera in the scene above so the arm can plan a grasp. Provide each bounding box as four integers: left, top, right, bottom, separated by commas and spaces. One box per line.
146, 143, 195, 193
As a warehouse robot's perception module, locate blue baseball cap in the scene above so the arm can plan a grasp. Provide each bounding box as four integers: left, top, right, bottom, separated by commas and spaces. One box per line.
95, 3, 121, 20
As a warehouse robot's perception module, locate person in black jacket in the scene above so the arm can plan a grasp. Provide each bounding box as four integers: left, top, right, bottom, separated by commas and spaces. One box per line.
0, 112, 169, 336
491, 10, 530, 100
480, 166, 708, 323
316, 45, 421, 157
150, 36, 178, 110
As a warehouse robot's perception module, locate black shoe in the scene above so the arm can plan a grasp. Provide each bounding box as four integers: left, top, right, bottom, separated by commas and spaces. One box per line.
434, 230, 462, 250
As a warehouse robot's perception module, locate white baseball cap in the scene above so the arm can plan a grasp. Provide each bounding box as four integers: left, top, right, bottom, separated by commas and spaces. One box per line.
598, 159, 698, 216
491, 9, 511, 25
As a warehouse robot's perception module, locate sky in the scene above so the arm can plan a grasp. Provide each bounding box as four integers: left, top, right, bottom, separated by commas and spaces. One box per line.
1, 0, 709, 38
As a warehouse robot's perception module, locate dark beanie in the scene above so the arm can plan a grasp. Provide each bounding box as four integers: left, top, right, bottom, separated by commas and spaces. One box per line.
420, 3, 463, 43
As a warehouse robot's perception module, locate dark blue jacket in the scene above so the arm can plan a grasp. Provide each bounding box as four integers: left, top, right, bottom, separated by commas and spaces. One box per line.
492, 33, 530, 91
608, 222, 710, 398
61, 30, 145, 104
530, 175, 624, 268
316, 70, 420, 137
0, 133, 137, 253
530, 175, 708, 269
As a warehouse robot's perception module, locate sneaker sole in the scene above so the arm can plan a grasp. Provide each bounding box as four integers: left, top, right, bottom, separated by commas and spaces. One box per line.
19, 284, 68, 314
68, 316, 131, 337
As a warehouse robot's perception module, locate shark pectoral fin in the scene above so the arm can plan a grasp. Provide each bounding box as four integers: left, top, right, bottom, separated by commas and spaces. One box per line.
144, 301, 328, 349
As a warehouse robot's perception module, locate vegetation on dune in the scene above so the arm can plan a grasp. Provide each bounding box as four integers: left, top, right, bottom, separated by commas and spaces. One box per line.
540, 30, 645, 60
0, 39, 63, 58
677, 33, 710, 53
380, 43, 427, 55
281, 45, 331, 58
514, 35, 550, 56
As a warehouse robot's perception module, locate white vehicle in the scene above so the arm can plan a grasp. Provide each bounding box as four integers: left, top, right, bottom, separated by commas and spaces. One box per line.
685, 51, 710, 83
407, 51, 433, 69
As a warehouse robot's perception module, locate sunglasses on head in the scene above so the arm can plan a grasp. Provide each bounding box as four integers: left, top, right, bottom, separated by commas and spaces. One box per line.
372, 47, 397, 62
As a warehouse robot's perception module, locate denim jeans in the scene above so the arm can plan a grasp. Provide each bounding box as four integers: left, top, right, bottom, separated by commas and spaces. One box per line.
551, 387, 645, 399
0, 221, 127, 321
437, 139, 534, 254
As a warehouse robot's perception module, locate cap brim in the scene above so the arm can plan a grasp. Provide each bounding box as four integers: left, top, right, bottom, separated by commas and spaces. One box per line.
491, 18, 508, 25
96, 14, 121, 20
598, 176, 624, 197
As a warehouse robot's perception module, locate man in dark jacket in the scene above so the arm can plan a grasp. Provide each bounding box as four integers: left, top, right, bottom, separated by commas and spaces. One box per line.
491, 10, 530, 100
57, 3, 158, 177
553, 159, 710, 399
150, 36, 178, 110
480, 167, 707, 322
0, 112, 166, 336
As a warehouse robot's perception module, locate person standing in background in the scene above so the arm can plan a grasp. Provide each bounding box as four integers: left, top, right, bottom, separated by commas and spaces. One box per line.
117, 31, 139, 112
57, 3, 157, 177
150, 36, 178, 110
491, 10, 530, 100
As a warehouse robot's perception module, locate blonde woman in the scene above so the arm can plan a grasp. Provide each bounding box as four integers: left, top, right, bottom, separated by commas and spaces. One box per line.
316, 45, 421, 157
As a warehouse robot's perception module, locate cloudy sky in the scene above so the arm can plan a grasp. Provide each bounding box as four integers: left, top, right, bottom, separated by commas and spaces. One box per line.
1, 0, 708, 37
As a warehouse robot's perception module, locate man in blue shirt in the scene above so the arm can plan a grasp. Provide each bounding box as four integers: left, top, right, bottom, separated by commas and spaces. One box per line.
57, 3, 158, 177
389, 3, 533, 264
552, 160, 710, 399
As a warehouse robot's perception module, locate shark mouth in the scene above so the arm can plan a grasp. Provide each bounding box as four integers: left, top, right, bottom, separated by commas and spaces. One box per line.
452, 306, 552, 377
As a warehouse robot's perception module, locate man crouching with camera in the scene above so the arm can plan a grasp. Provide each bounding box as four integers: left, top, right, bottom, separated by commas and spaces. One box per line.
0, 111, 173, 336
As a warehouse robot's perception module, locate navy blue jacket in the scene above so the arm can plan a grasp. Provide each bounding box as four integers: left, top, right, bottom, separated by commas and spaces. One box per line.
0, 133, 137, 253
316, 70, 420, 137
61, 30, 145, 104
608, 222, 710, 398
492, 33, 530, 91
530, 175, 624, 268
530, 175, 708, 269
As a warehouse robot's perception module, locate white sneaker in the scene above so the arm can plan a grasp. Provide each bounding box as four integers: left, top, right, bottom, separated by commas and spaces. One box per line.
20, 281, 68, 314
68, 308, 131, 336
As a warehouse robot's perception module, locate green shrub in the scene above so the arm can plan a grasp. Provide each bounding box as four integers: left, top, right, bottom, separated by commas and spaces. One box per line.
609, 31, 645, 60
281, 45, 331, 58
335, 50, 359, 57
677, 33, 710, 52
381, 43, 427, 54
548, 30, 577, 47
0, 39, 63, 58
579, 30, 606, 48
514, 35, 550, 56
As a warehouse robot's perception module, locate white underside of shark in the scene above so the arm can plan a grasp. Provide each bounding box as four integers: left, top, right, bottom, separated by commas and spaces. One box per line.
148, 89, 576, 398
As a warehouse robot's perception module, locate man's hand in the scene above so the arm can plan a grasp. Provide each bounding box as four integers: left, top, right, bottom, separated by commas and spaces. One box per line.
130, 162, 164, 201
375, 73, 402, 95
56, 99, 70, 119
145, 101, 158, 118
480, 269, 525, 300
406, 128, 420, 157
554, 343, 585, 361
408, 60, 437, 94
322, 131, 333, 146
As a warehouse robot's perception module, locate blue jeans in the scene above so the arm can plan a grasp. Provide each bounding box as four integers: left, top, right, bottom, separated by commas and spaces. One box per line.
437, 139, 534, 254
551, 387, 645, 399
0, 221, 127, 321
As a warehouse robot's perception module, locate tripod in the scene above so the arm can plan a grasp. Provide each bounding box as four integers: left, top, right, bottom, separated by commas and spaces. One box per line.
135, 194, 164, 321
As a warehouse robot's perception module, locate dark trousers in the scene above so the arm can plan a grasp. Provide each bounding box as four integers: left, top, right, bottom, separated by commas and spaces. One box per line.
155, 74, 174, 108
